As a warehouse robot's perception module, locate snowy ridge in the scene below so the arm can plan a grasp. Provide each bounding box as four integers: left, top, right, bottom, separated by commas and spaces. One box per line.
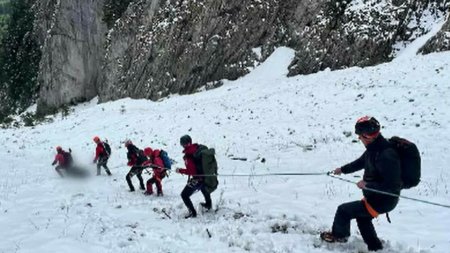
1, 47, 450, 252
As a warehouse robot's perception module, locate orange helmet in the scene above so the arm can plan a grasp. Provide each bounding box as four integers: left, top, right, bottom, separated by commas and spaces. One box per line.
93, 136, 100, 143
143, 147, 153, 157
56, 146, 62, 152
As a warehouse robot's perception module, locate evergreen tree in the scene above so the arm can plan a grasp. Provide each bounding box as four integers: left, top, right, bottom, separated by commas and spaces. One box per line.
0, 0, 41, 121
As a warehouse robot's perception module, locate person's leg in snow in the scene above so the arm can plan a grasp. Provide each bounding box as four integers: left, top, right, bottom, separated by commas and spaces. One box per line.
145, 177, 155, 195
55, 165, 64, 177
181, 180, 201, 218
97, 157, 111, 176
322, 200, 383, 251
155, 174, 165, 196
126, 167, 141, 191
200, 186, 212, 210
136, 169, 145, 190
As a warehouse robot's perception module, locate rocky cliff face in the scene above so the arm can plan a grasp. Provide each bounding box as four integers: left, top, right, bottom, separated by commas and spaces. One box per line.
420, 16, 450, 54
35, 0, 106, 114
33, 0, 449, 114
99, 0, 300, 102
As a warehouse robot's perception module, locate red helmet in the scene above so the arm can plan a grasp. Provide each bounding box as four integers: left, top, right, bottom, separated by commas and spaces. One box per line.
56, 146, 62, 152
355, 116, 380, 136
143, 147, 153, 157
93, 136, 100, 143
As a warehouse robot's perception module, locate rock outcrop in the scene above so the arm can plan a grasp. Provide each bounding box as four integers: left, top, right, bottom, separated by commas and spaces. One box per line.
35, 0, 106, 114
420, 16, 450, 54
32, 0, 449, 113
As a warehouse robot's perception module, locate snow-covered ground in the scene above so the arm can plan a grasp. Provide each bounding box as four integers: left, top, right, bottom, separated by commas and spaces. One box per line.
1, 45, 450, 252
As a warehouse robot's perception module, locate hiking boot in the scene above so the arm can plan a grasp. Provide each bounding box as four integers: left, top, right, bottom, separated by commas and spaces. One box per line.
129, 188, 135, 192
106, 171, 112, 176
157, 192, 163, 197
143, 191, 153, 196
140, 185, 146, 191
368, 242, 383, 251
320, 232, 348, 243
200, 202, 212, 210
184, 211, 197, 219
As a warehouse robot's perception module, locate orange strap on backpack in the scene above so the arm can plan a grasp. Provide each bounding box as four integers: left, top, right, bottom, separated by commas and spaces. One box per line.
362, 198, 379, 218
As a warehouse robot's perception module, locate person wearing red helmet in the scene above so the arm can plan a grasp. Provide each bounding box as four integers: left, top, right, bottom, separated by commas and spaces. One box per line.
92, 136, 112, 176
320, 116, 402, 252
52, 146, 73, 177
142, 147, 168, 196
125, 140, 147, 192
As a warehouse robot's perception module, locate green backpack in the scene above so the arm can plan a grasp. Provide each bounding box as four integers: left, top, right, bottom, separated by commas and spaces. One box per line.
199, 148, 218, 194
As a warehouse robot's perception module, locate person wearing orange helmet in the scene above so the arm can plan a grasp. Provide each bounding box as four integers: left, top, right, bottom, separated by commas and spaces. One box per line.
93, 136, 112, 176
51, 146, 73, 177
320, 116, 402, 252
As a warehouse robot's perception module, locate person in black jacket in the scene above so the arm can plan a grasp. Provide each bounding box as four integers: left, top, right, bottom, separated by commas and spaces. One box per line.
125, 140, 147, 192
320, 116, 402, 252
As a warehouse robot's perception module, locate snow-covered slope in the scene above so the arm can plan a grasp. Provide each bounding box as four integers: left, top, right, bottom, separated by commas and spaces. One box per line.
0, 47, 449, 253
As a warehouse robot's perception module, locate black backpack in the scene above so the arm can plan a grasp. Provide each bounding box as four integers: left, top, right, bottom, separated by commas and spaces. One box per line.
389, 136, 421, 189
103, 142, 111, 156
62, 150, 73, 166
136, 149, 148, 165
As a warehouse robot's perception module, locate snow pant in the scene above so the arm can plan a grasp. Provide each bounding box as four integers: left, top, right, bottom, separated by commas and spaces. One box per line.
146, 173, 166, 195
332, 200, 383, 251
56, 165, 89, 178
180, 178, 212, 215
55, 165, 65, 177
126, 167, 145, 191
96, 156, 111, 175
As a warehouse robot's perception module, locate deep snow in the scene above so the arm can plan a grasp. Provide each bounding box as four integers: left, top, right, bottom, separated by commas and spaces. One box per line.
1, 42, 450, 253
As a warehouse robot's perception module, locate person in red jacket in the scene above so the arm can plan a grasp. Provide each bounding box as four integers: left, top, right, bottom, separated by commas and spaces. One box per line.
52, 146, 73, 177
142, 147, 167, 196
125, 140, 147, 192
175, 135, 212, 218
93, 136, 112, 176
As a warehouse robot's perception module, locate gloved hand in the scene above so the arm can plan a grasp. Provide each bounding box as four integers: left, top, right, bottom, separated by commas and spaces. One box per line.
175, 168, 181, 173
51, 161, 56, 166
93, 159, 97, 164
332, 168, 342, 175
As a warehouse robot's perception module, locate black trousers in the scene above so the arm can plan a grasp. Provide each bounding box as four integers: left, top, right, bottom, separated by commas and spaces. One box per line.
55, 165, 88, 178
332, 200, 383, 251
181, 178, 212, 215
96, 157, 111, 175
126, 167, 145, 191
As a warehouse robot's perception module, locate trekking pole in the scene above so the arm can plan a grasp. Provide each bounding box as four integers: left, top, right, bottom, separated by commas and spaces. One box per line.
327, 174, 450, 209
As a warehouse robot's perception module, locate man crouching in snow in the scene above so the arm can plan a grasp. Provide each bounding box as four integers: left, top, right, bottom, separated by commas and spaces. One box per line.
321, 116, 402, 252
